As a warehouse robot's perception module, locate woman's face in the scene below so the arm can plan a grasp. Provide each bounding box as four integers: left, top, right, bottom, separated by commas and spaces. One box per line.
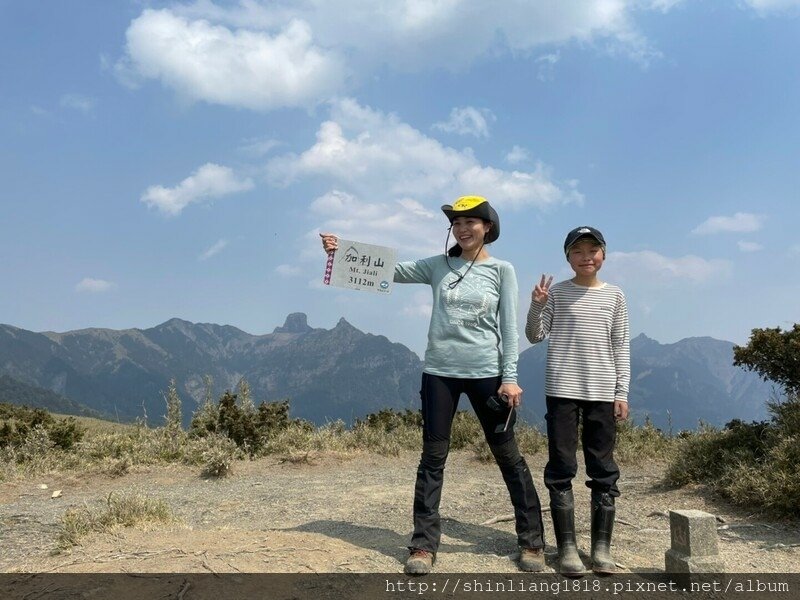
452, 217, 491, 252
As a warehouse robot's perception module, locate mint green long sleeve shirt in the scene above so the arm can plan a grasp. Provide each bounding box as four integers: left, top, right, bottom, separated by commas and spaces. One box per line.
394, 255, 519, 383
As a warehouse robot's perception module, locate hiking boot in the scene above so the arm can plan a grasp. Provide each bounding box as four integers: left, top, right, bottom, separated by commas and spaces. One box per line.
550, 489, 586, 577
518, 546, 545, 572
405, 549, 434, 575
591, 491, 617, 574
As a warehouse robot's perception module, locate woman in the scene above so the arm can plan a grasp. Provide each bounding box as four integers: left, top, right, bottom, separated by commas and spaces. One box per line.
320, 196, 545, 575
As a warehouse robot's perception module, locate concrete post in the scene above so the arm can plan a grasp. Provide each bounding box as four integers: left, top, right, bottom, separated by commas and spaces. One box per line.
665, 509, 725, 573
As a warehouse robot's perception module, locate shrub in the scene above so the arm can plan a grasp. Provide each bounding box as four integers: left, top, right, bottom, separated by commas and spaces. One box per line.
615, 416, 677, 465
15, 425, 55, 463
48, 417, 85, 450
450, 411, 483, 449
515, 423, 547, 456
665, 395, 800, 517
190, 390, 297, 456
195, 433, 242, 478
0, 404, 84, 450
354, 408, 422, 432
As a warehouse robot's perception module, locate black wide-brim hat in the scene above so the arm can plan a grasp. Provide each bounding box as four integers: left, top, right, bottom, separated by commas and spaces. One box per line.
441, 196, 500, 243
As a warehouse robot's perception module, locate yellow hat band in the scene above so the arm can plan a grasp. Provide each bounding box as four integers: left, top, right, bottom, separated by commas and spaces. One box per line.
451, 195, 488, 212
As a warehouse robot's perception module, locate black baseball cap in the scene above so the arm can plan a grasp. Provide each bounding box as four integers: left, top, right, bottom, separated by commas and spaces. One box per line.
564, 226, 606, 257
441, 196, 500, 243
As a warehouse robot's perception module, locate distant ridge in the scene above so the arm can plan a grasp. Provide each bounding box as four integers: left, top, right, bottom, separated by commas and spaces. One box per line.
0, 316, 775, 429
0, 374, 102, 418
517, 333, 773, 431
0, 314, 423, 425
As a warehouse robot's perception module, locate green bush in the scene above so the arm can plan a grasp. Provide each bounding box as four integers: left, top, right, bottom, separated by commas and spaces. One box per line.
0, 403, 85, 450
354, 408, 422, 432
189, 390, 298, 456
665, 395, 800, 517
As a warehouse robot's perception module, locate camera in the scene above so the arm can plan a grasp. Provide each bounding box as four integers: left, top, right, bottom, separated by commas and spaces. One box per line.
486, 394, 510, 412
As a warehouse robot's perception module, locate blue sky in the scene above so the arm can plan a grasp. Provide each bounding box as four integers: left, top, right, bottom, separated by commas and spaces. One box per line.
1, 0, 799, 357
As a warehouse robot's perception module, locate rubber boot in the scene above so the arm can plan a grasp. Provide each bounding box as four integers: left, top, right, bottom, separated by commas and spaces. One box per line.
590, 491, 617, 574
549, 489, 586, 576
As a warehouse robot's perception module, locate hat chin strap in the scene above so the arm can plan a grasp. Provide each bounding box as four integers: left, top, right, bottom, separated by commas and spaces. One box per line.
444, 225, 485, 289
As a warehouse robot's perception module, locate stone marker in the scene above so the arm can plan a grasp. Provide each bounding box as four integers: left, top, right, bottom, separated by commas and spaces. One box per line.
665, 509, 725, 573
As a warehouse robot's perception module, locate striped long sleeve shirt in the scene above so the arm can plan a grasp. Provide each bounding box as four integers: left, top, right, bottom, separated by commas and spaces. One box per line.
525, 280, 630, 403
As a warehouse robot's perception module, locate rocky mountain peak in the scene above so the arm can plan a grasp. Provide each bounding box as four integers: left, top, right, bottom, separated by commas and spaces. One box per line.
334, 317, 356, 331
273, 313, 312, 334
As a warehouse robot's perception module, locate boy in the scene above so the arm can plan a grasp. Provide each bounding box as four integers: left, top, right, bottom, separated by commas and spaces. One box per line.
525, 226, 630, 576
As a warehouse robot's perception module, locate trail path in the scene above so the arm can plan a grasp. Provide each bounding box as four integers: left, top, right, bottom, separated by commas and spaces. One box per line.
1, 452, 798, 573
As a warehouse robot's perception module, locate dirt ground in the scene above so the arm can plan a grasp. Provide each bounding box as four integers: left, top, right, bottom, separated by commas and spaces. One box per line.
1, 451, 799, 574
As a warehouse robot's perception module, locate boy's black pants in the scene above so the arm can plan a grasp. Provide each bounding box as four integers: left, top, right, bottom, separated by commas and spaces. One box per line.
543, 396, 620, 496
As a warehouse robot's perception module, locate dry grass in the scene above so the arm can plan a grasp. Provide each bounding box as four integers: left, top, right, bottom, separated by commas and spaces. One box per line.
2, 407, 678, 484
56, 492, 176, 550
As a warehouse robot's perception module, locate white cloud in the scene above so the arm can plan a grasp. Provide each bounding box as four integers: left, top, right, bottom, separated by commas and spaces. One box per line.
691, 212, 766, 235
737, 240, 763, 253
60, 94, 97, 113
75, 278, 114, 293
30, 105, 51, 117
432, 106, 495, 138
199, 239, 228, 260
239, 137, 281, 157
268, 98, 583, 213
308, 190, 441, 257
790, 244, 800, 256
535, 51, 561, 82
506, 145, 531, 165
271, 99, 582, 263
606, 250, 733, 283
117, 9, 346, 110
648, 0, 687, 12
276, 264, 304, 277
402, 290, 433, 318
141, 163, 254, 217
741, 0, 800, 16
118, 1, 676, 110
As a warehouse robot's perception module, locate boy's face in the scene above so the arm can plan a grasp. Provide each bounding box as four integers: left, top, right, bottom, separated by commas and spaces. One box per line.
567, 238, 605, 276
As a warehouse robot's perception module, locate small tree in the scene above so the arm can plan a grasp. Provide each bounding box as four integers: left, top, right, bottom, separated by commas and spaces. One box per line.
163, 378, 182, 431
733, 324, 800, 395
236, 378, 256, 417
190, 375, 219, 437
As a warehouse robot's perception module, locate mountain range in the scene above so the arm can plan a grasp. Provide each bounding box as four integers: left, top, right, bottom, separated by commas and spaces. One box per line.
517, 334, 773, 431
0, 314, 774, 430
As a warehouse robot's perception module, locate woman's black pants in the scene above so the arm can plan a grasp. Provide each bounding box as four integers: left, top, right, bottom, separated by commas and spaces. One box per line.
409, 373, 545, 553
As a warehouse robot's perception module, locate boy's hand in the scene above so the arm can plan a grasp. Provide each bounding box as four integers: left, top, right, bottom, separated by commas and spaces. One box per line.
319, 233, 339, 253
532, 274, 553, 305
614, 400, 629, 422
498, 383, 523, 407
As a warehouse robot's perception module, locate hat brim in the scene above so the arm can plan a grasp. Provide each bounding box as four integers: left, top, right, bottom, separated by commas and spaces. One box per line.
441, 203, 500, 243
564, 233, 606, 258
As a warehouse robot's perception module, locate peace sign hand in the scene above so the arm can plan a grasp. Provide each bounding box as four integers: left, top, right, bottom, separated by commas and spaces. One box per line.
532, 274, 553, 305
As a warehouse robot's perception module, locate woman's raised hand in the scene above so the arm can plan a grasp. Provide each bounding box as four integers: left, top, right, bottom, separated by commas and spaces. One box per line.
532, 274, 553, 305
319, 233, 339, 253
